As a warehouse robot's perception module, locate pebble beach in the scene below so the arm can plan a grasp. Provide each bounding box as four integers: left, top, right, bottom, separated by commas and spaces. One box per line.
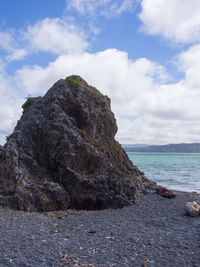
0, 191, 200, 267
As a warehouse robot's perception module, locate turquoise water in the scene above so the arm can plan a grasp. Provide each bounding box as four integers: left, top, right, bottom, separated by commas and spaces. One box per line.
128, 153, 200, 193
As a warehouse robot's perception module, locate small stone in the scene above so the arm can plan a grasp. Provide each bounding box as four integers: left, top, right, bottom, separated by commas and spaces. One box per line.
142, 261, 148, 267
185, 201, 200, 216
88, 230, 97, 234
156, 186, 176, 198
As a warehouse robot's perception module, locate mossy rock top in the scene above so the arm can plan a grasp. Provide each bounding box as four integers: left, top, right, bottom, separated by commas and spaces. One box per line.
65, 75, 102, 97
65, 75, 88, 88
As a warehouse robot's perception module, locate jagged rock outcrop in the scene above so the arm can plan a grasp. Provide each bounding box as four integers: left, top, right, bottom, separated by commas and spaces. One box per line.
0, 75, 156, 211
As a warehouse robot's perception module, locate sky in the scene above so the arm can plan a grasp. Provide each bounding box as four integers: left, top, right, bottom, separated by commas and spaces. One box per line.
0, 0, 200, 145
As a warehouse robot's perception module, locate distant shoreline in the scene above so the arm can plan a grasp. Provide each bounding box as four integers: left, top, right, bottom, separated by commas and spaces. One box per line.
127, 151, 200, 154
123, 142, 200, 153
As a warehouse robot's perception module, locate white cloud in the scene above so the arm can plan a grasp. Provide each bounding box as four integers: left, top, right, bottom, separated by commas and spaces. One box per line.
67, 0, 109, 15
0, 16, 89, 62
117, 115, 200, 144
139, 0, 200, 44
0, 31, 14, 51
14, 49, 167, 99
25, 18, 88, 55
14, 46, 200, 145
6, 49, 27, 62
67, 0, 140, 17
0, 58, 6, 72
0, 73, 23, 145
0, 30, 27, 62
110, 0, 139, 15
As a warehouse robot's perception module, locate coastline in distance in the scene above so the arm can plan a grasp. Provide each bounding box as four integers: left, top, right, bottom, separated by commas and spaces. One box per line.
123, 143, 200, 153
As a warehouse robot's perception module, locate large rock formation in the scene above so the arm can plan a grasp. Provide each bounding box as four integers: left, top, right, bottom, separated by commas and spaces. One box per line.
0, 75, 156, 211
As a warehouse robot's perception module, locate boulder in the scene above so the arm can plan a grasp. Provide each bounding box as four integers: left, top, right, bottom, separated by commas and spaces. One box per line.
0, 75, 156, 211
185, 201, 200, 217
156, 186, 176, 198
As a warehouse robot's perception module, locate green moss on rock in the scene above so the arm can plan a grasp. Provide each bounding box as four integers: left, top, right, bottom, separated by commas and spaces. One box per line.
65, 75, 88, 88
56, 183, 65, 191
22, 96, 42, 111
6, 133, 13, 141
65, 75, 105, 102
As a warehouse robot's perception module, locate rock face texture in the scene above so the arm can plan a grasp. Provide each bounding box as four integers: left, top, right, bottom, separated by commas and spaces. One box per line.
0, 75, 156, 211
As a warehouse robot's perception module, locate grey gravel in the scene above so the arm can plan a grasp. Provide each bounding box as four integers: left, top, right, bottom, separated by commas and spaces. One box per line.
0, 191, 200, 267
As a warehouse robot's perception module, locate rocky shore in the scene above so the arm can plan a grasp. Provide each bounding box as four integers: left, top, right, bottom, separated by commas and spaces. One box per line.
0, 76, 199, 266
1, 190, 200, 267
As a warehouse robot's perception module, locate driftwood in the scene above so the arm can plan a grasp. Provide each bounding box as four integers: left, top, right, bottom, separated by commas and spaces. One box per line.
185, 201, 200, 217
156, 186, 176, 198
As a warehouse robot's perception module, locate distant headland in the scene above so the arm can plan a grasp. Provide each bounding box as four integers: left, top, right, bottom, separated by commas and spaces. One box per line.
123, 143, 200, 153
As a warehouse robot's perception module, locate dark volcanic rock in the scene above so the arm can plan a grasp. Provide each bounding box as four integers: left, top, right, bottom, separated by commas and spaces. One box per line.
0, 75, 156, 211
0, 145, 3, 157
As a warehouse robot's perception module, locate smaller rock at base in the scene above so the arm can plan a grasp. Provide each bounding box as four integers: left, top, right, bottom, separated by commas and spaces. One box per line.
156, 186, 176, 198
185, 201, 200, 217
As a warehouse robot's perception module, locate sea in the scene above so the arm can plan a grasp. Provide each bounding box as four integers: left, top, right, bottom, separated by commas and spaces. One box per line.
128, 152, 200, 193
